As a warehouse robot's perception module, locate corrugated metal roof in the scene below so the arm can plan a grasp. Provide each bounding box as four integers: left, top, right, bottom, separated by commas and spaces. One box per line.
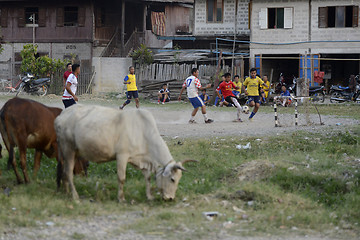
142, 0, 193, 3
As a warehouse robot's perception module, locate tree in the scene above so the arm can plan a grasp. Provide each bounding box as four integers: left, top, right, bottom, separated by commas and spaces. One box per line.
130, 44, 154, 65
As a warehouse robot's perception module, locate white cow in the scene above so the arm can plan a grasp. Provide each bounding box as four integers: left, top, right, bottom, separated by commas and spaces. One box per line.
55, 105, 194, 201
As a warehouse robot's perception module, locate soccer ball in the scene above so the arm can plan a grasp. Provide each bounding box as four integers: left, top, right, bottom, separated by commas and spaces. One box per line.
242, 105, 250, 114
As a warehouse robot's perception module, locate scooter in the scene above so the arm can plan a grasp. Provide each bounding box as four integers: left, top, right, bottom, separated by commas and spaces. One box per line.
16, 73, 50, 97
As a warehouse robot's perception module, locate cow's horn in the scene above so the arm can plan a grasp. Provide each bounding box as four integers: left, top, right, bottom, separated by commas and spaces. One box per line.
181, 159, 199, 165
173, 164, 187, 172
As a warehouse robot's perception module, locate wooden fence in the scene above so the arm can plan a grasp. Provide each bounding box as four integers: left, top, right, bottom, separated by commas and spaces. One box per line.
136, 63, 231, 84
50, 67, 95, 95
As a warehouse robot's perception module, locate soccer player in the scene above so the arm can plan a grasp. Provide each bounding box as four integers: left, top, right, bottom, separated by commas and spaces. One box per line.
242, 68, 269, 120
62, 64, 80, 108
178, 68, 213, 124
120, 66, 139, 109
232, 75, 242, 97
218, 73, 243, 122
260, 75, 270, 103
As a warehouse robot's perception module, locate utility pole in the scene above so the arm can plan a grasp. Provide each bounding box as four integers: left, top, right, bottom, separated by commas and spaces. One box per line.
29, 13, 36, 44
231, 0, 239, 77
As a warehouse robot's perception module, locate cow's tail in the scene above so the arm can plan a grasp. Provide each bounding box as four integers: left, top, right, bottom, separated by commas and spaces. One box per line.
55, 141, 63, 190
56, 159, 63, 190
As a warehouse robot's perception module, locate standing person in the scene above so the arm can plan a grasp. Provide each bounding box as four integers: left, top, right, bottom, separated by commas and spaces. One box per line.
178, 68, 213, 124
62, 64, 80, 108
232, 75, 242, 97
218, 73, 243, 122
158, 84, 170, 104
349, 75, 357, 93
260, 75, 270, 103
242, 68, 269, 121
120, 66, 139, 110
63, 63, 72, 88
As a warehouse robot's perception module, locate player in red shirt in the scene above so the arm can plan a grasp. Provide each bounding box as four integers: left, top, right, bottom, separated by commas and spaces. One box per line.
218, 73, 243, 122
63, 63, 72, 88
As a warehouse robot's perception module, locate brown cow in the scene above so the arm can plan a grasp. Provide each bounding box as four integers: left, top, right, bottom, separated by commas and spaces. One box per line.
0, 97, 87, 185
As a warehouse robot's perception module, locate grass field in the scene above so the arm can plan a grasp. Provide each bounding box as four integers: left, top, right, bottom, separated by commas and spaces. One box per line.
0, 97, 359, 239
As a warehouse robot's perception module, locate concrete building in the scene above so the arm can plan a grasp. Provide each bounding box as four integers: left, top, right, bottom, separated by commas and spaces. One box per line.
250, 0, 360, 86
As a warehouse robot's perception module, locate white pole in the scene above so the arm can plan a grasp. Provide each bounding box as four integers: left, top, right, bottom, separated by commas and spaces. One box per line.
32, 13, 35, 44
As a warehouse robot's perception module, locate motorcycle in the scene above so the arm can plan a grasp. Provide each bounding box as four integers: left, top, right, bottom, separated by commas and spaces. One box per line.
288, 77, 325, 102
16, 73, 50, 97
330, 84, 360, 103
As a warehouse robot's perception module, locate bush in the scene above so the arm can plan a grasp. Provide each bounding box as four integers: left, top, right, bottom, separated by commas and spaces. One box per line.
20, 44, 68, 77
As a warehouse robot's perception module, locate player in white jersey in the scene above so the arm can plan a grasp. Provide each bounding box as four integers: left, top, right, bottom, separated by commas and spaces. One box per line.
178, 68, 214, 124
62, 63, 80, 108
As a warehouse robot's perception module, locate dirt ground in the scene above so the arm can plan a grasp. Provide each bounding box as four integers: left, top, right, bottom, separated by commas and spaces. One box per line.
0, 95, 359, 240
10, 94, 356, 140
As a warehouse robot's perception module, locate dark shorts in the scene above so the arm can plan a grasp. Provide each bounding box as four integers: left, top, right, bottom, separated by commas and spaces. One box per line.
62, 99, 76, 108
160, 97, 170, 102
248, 96, 261, 104
225, 95, 238, 104
127, 91, 139, 99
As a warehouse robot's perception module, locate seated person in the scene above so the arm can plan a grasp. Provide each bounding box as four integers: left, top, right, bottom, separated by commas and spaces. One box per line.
275, 85, 292, 107
260, 75, 270, 103
199, 89, 210, 105
158, 84, 170, 104
232, 75, 242, 97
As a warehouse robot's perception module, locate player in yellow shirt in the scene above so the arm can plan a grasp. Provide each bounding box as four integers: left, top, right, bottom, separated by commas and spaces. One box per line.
232, 75, 242, 97
242, 68, 269, 120
260, 75, 270, 103
120, 66, 139, 109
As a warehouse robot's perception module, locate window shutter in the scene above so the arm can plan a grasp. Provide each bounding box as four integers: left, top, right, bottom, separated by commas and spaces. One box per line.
259, 8, 267, 29
18, 8, 25, 27
353, 6, 359, 27
284, 7, 293, 29
78, 7, 85, 27
56, 7, 64, 27
38, 7, 46, 27
0, 7, 8, 27
318, 7, 328, 28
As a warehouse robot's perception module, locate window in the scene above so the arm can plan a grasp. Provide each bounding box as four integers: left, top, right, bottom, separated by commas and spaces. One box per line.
268, 8, 284, 29
207, 0, 223, 23
25, 7, 38, 25
64, 6, 78, 26
259, 8, 293, 29
319, 6, 359, 28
